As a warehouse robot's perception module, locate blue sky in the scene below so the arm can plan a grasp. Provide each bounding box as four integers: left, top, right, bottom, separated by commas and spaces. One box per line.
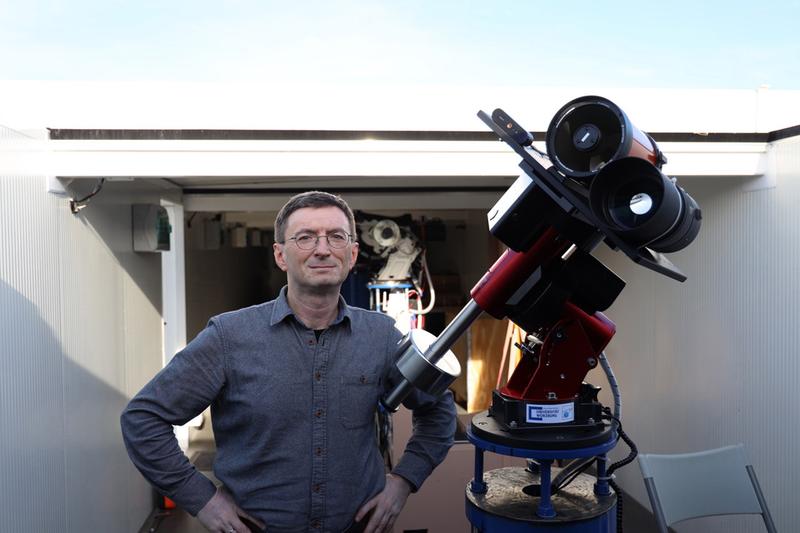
1, 0, 798, 89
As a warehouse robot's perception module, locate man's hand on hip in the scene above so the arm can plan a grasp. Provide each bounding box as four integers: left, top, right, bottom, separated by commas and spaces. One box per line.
355, 473, 412, 533
197, 487, 266, 533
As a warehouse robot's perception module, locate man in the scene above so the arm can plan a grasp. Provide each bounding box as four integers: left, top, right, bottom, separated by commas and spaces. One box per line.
121, 191, 456, 533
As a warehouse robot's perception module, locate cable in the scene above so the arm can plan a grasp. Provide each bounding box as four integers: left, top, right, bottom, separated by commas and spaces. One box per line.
604, 411, 638, 476
599, 351, 621, 418
525, 145, 550, 160
609, 478, 625, 533
69, 178, 106, 214
549, 353, 628, 509
552, 457, 595, 495
601, 408, 639, 533
411, 251, 436, 315
598, 350, 628, 531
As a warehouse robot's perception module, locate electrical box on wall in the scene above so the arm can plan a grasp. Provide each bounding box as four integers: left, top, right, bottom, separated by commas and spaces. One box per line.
132, 204, 171, 252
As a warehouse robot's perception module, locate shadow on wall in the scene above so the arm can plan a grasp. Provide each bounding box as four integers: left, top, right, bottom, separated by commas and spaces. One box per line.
71, 197, 163, 316
0, 280, 154, 533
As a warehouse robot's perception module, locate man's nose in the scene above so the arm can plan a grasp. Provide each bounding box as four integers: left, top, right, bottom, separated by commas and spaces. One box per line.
313, 236, 332, 254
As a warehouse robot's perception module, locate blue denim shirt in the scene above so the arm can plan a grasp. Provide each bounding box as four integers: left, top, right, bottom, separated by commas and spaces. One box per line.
121, 287, 456, 532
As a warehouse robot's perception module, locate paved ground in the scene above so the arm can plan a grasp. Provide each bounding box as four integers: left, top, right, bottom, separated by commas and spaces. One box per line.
138, 462, 665, 533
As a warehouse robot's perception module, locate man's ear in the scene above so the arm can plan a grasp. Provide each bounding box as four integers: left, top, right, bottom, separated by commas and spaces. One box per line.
349, 241, 359, 270
273, 242, 288, 272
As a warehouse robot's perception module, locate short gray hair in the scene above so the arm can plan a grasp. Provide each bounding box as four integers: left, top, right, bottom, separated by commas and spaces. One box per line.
274, 191, 356, 243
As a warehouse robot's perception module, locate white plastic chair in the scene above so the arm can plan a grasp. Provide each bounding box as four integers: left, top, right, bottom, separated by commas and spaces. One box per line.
638, 444, 776, 532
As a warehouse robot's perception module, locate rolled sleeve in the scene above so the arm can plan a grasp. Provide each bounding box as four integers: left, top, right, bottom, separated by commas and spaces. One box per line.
391, 388, 456, 491
120, 319, 227, 515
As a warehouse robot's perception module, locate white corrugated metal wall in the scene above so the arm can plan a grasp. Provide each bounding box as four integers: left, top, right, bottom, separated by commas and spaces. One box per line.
595, 136, 800, 532
1, 126, 165, 532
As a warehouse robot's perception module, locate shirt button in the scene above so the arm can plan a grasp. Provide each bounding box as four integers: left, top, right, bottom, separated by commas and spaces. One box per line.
313, 483, 322, 493
308, 339, 315, 345
315, 372, 322, 381
311, 519, 321, 528
315, 409, 324, 418
315, 447, 323, 456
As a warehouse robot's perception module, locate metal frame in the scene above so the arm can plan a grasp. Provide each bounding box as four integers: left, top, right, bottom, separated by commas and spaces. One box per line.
639, 444, 777, 533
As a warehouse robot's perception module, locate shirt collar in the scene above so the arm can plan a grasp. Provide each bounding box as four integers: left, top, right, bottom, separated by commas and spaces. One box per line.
270, 285, 353, 330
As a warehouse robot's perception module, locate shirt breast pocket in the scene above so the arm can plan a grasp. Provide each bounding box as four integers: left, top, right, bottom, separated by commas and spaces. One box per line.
339, 373, 380, 429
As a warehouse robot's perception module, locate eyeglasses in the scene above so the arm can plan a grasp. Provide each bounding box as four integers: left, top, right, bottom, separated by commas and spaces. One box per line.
284, 231, 352, 250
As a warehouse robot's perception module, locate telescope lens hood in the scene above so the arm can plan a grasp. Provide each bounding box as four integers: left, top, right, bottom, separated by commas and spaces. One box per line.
546, 96, 629, 180
649, 187, 702, 253
546, 95, 663, 182
590, 157, 701, 252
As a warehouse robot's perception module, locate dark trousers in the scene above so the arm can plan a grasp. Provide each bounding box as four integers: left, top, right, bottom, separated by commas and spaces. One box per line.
342, 510, 373, 533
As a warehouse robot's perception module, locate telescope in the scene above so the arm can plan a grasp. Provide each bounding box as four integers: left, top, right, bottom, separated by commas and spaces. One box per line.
381, 96, 701, 531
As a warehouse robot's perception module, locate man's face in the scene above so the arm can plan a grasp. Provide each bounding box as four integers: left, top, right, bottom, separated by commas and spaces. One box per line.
273, 206, 358, 292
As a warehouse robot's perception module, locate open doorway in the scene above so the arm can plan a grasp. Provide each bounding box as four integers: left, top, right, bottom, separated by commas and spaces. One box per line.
181, 206, 510, 449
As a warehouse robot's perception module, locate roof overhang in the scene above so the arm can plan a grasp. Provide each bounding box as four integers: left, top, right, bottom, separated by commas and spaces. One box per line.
2, 135, 775, 179
2, 129, 789, 211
